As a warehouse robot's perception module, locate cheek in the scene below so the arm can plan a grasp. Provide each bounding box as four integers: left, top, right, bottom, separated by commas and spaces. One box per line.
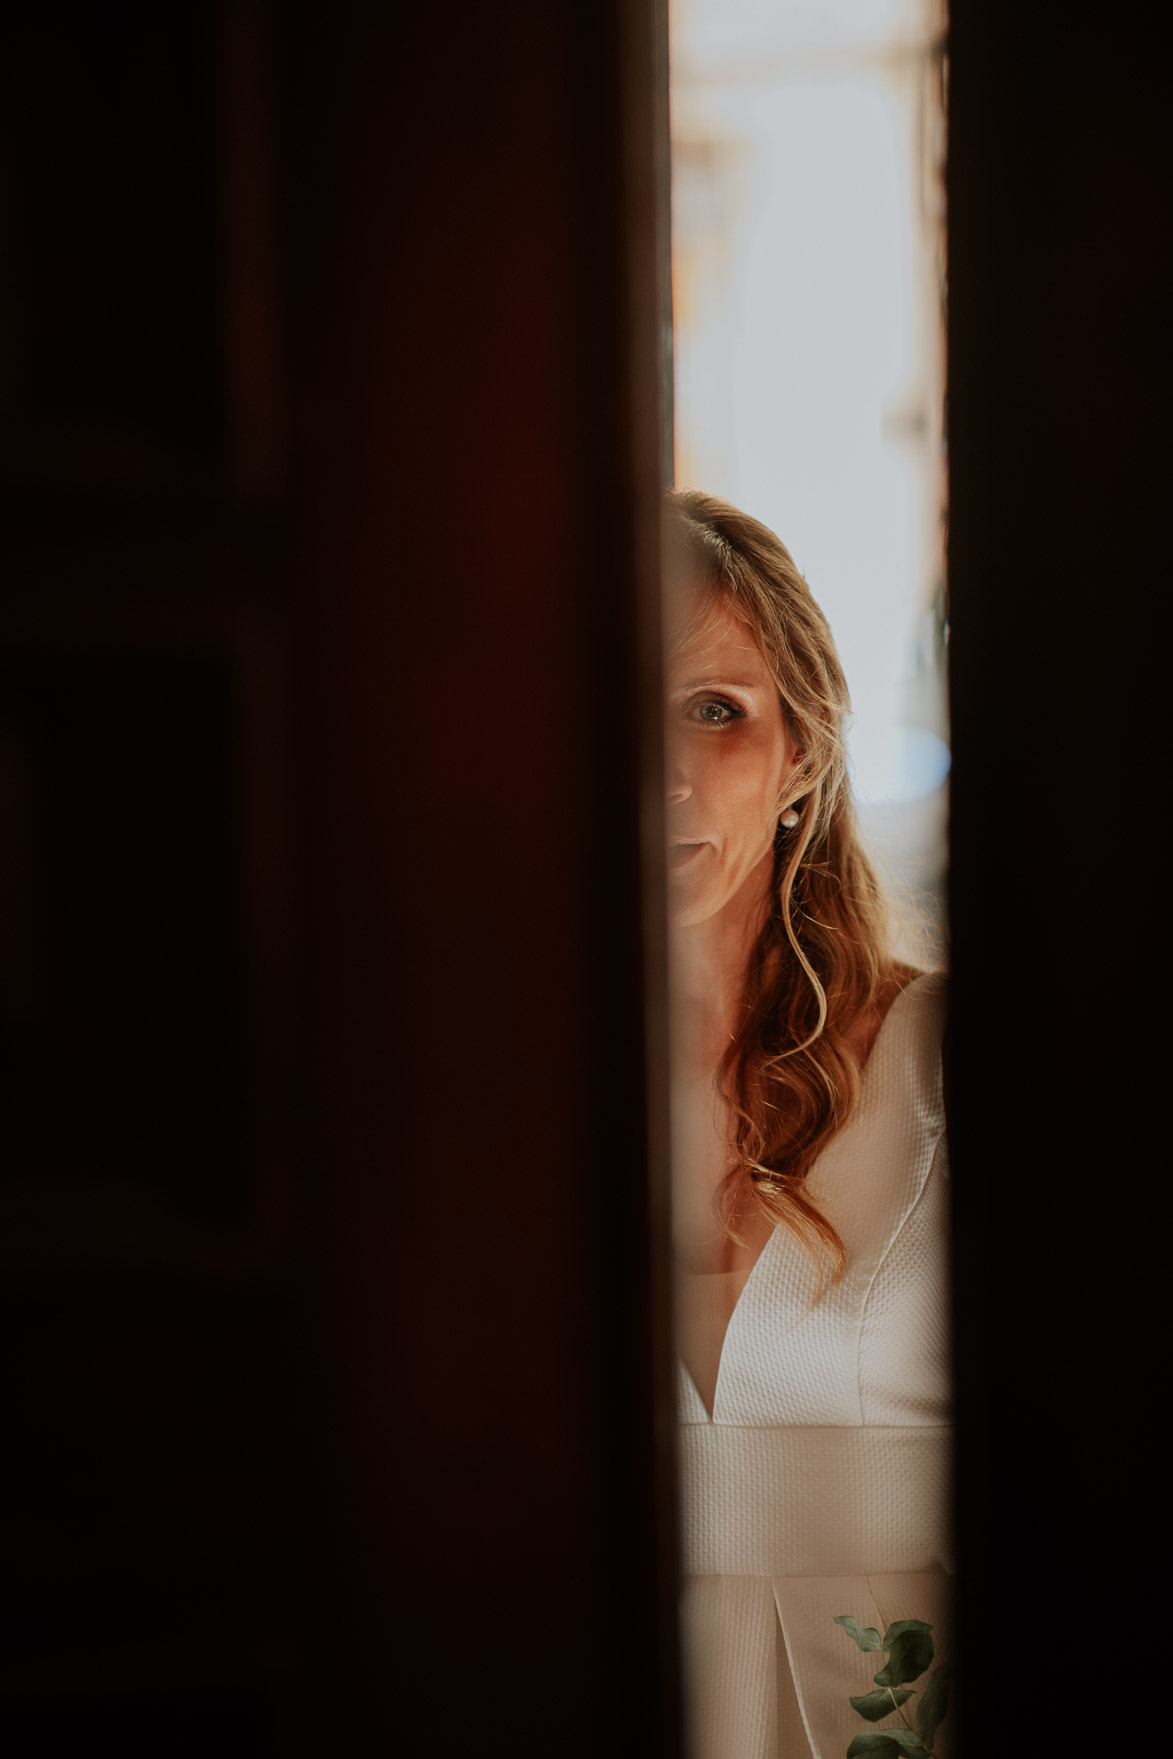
702, 737, 786, 843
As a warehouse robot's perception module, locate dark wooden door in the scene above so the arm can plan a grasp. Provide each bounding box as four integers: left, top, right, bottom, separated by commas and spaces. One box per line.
1, 2, 678, 1752
947, 1, 1173, 1746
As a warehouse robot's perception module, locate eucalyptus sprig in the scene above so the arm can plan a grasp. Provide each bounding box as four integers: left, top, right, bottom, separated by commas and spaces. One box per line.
833, 1614, 952, 1758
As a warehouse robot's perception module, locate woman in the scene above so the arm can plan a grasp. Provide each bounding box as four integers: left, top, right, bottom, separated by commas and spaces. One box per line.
664, 491, 951, 1758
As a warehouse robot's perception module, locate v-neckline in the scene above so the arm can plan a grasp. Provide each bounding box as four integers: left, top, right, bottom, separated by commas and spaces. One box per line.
686, 971, 933, 1423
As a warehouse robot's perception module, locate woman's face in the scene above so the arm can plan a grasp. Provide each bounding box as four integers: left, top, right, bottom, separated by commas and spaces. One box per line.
664, 592, 800, 931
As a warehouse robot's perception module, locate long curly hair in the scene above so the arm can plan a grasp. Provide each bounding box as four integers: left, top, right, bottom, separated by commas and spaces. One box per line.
664, 488, 895, 1282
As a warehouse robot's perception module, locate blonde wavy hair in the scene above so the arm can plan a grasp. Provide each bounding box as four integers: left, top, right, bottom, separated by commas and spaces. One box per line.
664, 488, 895, 1282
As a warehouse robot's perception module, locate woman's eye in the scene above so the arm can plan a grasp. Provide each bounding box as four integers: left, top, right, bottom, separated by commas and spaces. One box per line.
690, 697, 741, 727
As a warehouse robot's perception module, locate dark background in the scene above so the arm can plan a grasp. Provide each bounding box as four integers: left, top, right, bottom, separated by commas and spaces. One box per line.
1, 1, 674, 1751
946, 0, 1173, 1743
0, 0, 1168, 1753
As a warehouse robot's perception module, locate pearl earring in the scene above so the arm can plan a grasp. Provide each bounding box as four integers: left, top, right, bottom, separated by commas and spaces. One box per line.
779, 809, 799, 830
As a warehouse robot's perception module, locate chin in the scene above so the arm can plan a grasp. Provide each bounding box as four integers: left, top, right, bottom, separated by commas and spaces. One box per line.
667, 885, 719, 930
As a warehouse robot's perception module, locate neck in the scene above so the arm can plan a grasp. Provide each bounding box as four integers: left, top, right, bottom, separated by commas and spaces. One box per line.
669, 851, 775, 1075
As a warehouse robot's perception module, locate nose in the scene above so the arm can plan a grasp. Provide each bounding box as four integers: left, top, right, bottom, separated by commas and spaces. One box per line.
665, 722, 691, 804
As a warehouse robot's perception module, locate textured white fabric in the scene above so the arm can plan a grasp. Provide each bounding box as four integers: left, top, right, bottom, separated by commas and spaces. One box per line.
678, 972, 952, 1758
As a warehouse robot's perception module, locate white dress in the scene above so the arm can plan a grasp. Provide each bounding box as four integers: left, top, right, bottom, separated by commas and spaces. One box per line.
677, 971, 952, 1759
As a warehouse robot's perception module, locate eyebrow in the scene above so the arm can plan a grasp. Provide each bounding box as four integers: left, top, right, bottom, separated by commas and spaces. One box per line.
675, 677, 764, 691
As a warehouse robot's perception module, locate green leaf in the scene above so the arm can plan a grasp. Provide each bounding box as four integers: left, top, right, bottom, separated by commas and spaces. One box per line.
834, 1614, 883, 1653
916, 1659, 952, 1746
873, 1625, 935, 1688
881, 1619, 933, 1649
847, 1733, 932, 1759
883, 1733, 932, 1757
886, 1730, 928, 1759
850, 1689, 914, 1722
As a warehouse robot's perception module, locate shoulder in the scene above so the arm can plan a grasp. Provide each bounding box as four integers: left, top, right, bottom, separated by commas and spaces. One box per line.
889, 960, 947, 1003
893, 964, 948, 1003
886, 964, 948, 1052
884, 967, 948, 1126
853, 963, 946, 1069
845, 966, 948, 1144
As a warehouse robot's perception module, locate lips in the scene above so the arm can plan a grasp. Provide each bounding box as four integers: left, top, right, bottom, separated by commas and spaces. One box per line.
667, 839, 708, 870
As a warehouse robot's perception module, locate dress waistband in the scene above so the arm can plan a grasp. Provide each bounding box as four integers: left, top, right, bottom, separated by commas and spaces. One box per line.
679, 1424, 953, 1578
